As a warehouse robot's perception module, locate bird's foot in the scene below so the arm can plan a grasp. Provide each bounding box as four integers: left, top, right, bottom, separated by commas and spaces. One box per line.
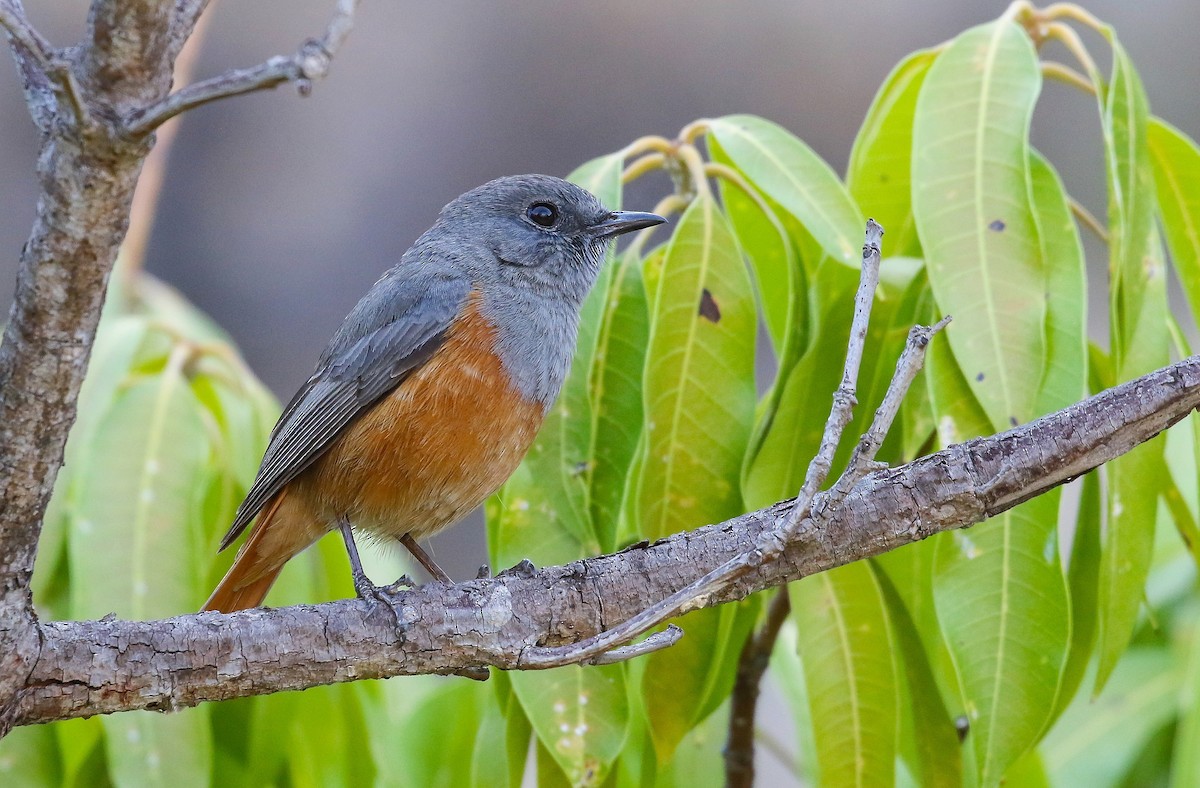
383, 574, 416, 595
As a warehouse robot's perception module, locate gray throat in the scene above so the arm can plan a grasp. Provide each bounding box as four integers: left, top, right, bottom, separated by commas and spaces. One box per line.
479, 286, 581, 410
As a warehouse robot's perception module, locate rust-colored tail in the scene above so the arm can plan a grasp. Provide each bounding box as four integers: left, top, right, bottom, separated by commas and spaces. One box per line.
203, 493, 291, 613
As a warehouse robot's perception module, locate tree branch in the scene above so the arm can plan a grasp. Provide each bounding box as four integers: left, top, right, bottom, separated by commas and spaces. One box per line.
124, 0, 359, 136
724, 590, 792, 788
9, 353, 1198, 727
0, 0, 363, 736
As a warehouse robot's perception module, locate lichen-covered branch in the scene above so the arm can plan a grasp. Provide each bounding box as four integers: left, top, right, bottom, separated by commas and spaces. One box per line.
10, 353, 1198, 727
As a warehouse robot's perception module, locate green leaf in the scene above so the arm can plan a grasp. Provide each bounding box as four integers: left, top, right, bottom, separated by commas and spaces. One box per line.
742, 290, 853, 509
772, 621, 818, 785
876, 555, 962, 788
927, 334, 1070, 785
709, 135, 803, 365
1027, 150, 1087, 415
1148, 118, 1200, 328
470, 672, 531, 788
1172, 618, 1200, 788
655, 702, 731, 786
1055, 473, 1102, 719
0, 724, 61, 788
640, 598, 760, 763
362, 677, 480, 788
847, 48, 937, 257
1042, 648, 1180, 788
1094, 34, 1167, 691
912, 20, 1046, 431
791, 561, 899, 787
1097, 238, 1167, 690
634, 193, 756, 540
510, 665, 628, 786
70, 360, 209, 619
35, 316, 152, 609
707, 114, 864, 267
587, 248, 650, 551
65, 354, 214, 787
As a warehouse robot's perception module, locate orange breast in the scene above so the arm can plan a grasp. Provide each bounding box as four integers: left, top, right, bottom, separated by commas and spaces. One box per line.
289, 293, 545, 540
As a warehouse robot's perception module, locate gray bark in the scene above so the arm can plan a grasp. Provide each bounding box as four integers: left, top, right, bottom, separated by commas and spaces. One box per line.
8, 354, 1198, 727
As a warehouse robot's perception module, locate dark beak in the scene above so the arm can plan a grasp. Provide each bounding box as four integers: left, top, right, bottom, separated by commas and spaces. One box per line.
589, 210, 667, 239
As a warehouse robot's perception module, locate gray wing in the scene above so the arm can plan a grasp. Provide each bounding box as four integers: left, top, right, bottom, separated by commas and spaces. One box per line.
218, 274, 469, 551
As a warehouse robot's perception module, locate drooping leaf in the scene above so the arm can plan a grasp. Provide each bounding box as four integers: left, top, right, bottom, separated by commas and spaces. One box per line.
791, 561, 899, 787
707, 114, 864, 268
0, 724, 61, 788
912, 19, 1046, 431
1171, 617, 1200, 788
470, 672, 531, 788
1094, 31, 1168, 691
65, 354, 214, 788
1148, 118, 1200, 329
587, 247, 650, 551
927, 334, 1070, 785
709, 134, 804, 366
1055, 473, 1102, 720
510, 664, 628, 786
634, 193, 756, 540
847, 48, 938, 257
362, 677, 480, 788
640, 598, 760, 763
876, 556, 962, 788
1042, 648, 1180, 788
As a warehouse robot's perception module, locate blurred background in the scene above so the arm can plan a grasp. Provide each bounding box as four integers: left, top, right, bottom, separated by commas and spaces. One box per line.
2, 3, 1198, 782
1, 0, 1197, 578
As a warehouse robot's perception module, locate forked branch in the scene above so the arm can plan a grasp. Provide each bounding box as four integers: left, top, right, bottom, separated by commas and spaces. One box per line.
125, 0, 361, 135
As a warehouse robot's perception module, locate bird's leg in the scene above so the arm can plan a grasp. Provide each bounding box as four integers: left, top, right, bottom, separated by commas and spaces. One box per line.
400, 533, 453, 584
339, 519, 397, 619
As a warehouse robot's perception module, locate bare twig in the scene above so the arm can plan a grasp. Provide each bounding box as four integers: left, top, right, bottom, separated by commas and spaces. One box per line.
0, 0, 54, 70
0, 0, 92, 130
724, 590, 792, 788
1070, 196, 1109, 243
819, 316, 952, 512
781, 219, 885, 529
125, 0, 361, 136
588, 624, 683, 665
1042, 61, 1096, 95
10, 352, 1199, 726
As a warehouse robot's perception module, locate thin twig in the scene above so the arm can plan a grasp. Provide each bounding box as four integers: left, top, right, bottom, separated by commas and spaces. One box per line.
678, 118, 710, 144
1042, 61, 1096, 95
0, 0, 53, 69
1043, 21, 1102, 84
724, 590, 792, 788
0, 0, 92, 129
780, 219, 884, 531
124, 0, 361, 136
674, 142, 712, 199
1070, 196, 1109, 243
818, 316, 952, 514
620, 135, 676, 160
622, 152, 666, 184
513, 220, 888, 669
588, 624, 682, 665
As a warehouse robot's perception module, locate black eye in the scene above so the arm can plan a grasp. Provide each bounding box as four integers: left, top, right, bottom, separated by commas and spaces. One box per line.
527, 202, 558, 227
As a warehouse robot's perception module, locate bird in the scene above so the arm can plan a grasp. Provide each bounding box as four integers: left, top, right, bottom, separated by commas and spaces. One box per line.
202, 174, 665, 613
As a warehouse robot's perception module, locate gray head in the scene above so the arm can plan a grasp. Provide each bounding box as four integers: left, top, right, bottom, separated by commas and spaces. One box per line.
426, 174, 664, 305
